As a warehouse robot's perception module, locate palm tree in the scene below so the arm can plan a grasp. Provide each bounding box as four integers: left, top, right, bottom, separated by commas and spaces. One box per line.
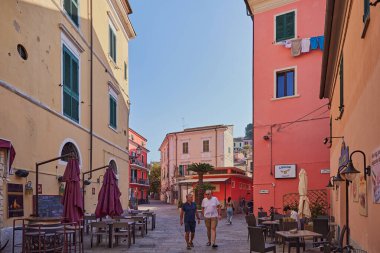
188, 163, 215, 206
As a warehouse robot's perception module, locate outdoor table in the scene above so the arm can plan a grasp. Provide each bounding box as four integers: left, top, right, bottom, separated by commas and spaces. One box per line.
258, 217, 271, 221
143, 212, 156, 230
25, 222, 65, 252
276, 230, 322, 253
127, 215, 148, 235
262, 220, 280, 242
103, 220, 135, 248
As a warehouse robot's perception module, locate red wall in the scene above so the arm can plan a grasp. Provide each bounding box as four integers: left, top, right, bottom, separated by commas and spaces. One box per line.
252, 0, 330, 214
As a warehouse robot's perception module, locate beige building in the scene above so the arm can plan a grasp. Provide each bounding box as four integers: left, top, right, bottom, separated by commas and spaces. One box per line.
159, 125, 234, 203
320, 0, 380, 252
0, 0, 135, 243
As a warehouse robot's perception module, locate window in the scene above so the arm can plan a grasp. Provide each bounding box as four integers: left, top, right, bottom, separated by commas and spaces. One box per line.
182, 142, 189, 154
239, 183, 243, 189
64, 0, 79, 27
60, 142, 79, 163
109, 160, 117, 176
203, 140, 210, 152
276, 69, 295, 98
109, 94, 117, 129
276, 11, 295, 42
231, 181, 235, 188
363, 0, 370, 23
109, 25, 116, 62
336, 56, 344, 120
228, 147, 231, 153
62, 45, 79, 122
124, 62, 127, 80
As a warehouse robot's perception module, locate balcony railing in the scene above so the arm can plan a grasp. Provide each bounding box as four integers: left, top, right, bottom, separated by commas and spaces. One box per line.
130, 178, 149, 185
130, 159, 146, 168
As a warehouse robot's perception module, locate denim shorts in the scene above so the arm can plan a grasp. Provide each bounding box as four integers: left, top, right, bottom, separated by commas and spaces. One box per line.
184, 221, 196, 233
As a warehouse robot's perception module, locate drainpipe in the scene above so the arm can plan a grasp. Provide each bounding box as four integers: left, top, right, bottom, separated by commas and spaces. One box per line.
270, 125, 273, 176
89, 0, 94, 180
215, 128, 218, 167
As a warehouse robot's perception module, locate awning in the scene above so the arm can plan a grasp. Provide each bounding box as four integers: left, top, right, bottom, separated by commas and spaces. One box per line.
178, 178, 230, 184
0, 139, 16, 171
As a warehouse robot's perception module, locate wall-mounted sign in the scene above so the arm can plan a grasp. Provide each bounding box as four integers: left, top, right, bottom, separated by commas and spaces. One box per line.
339, 141, 349, 172
275, 164, 296, 179
259, 190, 269, 194
371, 146, 380, 204
37, 184, 42, 194
320, 169, 330, 174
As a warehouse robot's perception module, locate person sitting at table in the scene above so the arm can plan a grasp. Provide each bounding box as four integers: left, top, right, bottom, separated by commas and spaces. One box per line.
283, 205, 300, 229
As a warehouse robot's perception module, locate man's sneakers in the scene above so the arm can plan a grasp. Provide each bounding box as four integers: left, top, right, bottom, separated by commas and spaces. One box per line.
212, 244, 218, 248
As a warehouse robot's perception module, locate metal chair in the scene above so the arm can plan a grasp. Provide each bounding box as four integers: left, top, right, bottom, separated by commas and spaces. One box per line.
313, 218, 329, 242
112, 222, 131, 248
90, 222, 108, 248
248, 226, 276, 253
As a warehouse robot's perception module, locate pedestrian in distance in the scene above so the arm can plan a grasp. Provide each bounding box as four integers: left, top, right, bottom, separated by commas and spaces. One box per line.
180, 193, 201, 250
201, 190, 221, 248
226, 197, 234, 224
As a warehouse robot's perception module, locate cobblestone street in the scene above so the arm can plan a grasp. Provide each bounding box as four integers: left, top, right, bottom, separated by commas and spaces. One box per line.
85, 200, 251, 253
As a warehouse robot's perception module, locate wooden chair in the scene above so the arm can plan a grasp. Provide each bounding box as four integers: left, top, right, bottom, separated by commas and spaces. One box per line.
248, 226, 276, 253
90, 222, 108, 248
112, 222, 131, 248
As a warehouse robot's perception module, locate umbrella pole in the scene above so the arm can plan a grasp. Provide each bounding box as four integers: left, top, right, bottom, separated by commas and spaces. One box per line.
35, 153, 75, 217
82, 165, 109, 213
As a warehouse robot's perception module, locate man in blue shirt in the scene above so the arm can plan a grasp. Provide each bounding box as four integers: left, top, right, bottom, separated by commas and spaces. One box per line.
180, 193, 201, 250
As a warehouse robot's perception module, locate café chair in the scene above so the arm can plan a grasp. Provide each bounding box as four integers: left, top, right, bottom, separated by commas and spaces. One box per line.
90, 222, 108, 248
248, 226, 276, 253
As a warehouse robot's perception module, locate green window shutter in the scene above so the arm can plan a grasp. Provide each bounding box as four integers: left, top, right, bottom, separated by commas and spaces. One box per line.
124, 62, 127, 80
64, 0, 71, 16
62, 45, 80, 122
113, 32, 117, 62
276, 15, 285, 42
109, 96, 117, 128
339, 56, 344, 113
276, 11, 295, 42
109, 27, 116, 62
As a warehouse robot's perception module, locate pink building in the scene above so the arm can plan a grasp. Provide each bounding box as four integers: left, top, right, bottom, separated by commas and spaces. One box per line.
159, 125, 234, 204
245, 0, 330, 214
129, 128, 149, 208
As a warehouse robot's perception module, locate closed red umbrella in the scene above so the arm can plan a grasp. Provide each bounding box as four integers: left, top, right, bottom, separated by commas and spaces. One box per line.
61, 159, 83, 223
95, 168, 123, 218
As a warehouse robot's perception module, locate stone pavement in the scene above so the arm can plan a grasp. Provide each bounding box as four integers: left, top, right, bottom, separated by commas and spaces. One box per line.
84, 200, 313, 253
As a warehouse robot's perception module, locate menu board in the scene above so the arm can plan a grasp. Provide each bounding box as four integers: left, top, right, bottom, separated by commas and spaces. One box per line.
33, 195, 63, 217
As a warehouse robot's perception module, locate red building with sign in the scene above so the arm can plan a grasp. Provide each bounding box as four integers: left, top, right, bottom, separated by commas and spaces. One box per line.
129, 128, 149, 208
245, 0, 330, 214
178, 167, 252, 209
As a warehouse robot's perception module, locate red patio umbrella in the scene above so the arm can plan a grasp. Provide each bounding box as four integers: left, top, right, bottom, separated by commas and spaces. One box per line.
61, 159, 84, 223
95, 168, 123, 218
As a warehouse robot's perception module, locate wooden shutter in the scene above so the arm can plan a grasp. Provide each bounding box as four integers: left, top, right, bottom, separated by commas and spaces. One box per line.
276, 15, 285, 42
285, 12, 295, 39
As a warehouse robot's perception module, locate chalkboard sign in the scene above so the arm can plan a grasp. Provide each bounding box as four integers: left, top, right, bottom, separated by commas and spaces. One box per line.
33, 195, 63, 218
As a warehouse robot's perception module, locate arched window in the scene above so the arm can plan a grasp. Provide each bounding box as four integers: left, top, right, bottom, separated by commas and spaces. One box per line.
60, 142, 80, 163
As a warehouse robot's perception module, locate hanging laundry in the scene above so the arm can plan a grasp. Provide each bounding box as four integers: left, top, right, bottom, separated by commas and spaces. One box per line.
291, 39, 302, 57
310, 37, 318, 50
317, 36, 325, 50
301, 38, 310, 53
285, 40, 292, 48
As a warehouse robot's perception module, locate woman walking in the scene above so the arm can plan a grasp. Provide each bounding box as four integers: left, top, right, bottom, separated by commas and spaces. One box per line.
226, 197, 234, 224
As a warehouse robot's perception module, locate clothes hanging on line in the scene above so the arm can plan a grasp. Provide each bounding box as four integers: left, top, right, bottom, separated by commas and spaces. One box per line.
301, 38, 310, 53
310, 36, 324, 50
291, 39, 302, 57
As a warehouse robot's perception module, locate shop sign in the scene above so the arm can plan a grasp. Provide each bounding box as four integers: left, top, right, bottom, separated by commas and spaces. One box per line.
274, 164, 296, 179
320, 169, 330, 174
259, 190, 269, 194
371, 147, 380, 204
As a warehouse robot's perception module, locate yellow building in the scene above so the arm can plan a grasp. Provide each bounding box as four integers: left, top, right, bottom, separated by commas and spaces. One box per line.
0, 0, 135, 238
320, 0, 380, 252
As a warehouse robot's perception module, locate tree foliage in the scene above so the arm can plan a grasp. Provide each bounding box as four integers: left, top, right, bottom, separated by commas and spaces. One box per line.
245, 123, 253, 139
148, 163, 161, 195
188, 163, 215, 206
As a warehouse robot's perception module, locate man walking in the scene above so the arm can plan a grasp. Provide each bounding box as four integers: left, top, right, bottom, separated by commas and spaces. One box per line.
180, 193, 201, 250
202, 190, 221, 248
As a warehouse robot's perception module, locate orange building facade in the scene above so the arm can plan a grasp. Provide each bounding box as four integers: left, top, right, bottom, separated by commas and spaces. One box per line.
245, 0, 330, 214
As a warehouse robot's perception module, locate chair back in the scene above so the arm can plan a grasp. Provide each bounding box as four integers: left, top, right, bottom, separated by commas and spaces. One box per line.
113, 222, 129, 230
245, 215, 257, 227
281, 221, 298, 231
258, 211, 267, 218
91, 222, 108, 232
248, 226, 265, 252
313, 218, 329, 238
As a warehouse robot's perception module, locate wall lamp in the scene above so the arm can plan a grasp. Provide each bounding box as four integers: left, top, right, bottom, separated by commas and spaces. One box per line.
370, 0, 380, 6
340, 150, 371, 181
83, 179, 92, 186
263, 135, 270, 141
323, 136, 344, 145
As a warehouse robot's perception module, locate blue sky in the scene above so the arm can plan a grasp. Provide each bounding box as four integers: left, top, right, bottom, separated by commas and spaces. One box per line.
128, 1, 252, 162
